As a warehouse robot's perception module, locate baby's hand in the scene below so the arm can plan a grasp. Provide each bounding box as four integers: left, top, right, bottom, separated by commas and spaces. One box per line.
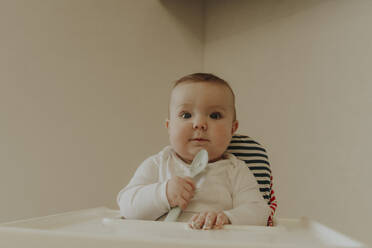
188, 211, 230, 230
166, 176, 196, 210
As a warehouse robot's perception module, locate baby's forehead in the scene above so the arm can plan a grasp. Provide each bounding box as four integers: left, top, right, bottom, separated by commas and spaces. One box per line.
175, 102, 229, 110
170, 82, 234, 109
170, 81, 233, 100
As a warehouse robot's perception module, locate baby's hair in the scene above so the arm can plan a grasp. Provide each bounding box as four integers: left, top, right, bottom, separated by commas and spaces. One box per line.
172, 73, 237, 120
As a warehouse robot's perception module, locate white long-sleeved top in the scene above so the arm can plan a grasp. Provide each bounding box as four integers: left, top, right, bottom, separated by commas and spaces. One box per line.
117, 146, 270, 225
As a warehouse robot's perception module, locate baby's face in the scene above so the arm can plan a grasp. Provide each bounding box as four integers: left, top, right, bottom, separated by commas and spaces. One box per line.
166, 81, 238, 163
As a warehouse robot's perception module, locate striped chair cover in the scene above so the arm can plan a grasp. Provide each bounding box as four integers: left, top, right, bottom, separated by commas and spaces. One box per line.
227, 134, 277, 226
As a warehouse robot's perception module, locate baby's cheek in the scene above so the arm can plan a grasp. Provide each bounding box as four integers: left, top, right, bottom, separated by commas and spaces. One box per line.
214, 125, 233, 146
170, 124, 188, 142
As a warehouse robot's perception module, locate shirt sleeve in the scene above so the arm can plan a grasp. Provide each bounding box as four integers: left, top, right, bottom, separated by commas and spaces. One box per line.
116, 156, 170, 220
223, 161, 271, 226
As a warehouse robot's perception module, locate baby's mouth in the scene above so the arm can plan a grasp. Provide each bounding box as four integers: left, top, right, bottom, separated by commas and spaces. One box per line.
190, 138, 209, 142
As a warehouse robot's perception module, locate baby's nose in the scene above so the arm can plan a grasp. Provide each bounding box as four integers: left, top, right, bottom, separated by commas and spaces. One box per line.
193, 118, 207, 130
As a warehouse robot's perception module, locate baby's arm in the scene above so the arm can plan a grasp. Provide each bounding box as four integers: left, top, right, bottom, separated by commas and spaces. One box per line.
117, 157, 169, 220
224, 163, 271, 226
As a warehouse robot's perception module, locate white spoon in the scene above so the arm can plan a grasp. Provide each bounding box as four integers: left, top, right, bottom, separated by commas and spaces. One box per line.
164, 149, 209, 222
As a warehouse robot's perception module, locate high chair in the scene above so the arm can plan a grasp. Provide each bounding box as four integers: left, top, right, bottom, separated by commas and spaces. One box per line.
1, 136, 364, 247
227, 134, 277, 226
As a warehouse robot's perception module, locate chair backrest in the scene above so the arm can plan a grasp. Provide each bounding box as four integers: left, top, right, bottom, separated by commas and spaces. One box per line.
227, 134, 277, 226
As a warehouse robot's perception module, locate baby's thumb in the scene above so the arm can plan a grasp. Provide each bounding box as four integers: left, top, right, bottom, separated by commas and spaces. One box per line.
183, 177, 196, 190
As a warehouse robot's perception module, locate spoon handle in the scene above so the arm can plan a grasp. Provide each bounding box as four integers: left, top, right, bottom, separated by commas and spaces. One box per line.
164, 149, 208, 222
164, 207, 182, 222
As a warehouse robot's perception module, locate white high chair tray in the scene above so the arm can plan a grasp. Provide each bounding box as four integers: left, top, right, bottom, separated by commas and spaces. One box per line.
0, 207, 364, 248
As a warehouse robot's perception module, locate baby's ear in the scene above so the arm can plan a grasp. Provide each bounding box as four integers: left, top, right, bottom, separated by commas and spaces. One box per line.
231, 120, 239, 134
165, 119, 170, 129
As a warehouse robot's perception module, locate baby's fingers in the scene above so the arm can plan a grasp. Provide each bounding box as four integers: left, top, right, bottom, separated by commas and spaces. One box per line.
183, 177, 196, 190
177, 197, 188, 210
188, 214, 199, 229
202, 212, 217, 230
181, 190, 194, 202
189, 212, 207, 229
214, 212, 230, 229
183, 183, 194, 194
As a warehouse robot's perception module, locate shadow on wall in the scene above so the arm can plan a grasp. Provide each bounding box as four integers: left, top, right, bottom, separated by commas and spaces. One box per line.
159, 0, 204, 43
204, 0, 329, 44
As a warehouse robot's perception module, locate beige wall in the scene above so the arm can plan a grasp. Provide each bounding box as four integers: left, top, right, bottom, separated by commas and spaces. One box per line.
0, 0, 203, 222
205, 0, 372, 245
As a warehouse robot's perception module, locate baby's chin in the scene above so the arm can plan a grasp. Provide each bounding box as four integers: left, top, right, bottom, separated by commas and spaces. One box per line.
177, 148, 224, 164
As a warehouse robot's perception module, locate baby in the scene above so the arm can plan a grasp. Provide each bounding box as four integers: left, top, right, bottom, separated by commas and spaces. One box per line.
117, 73, 270, 230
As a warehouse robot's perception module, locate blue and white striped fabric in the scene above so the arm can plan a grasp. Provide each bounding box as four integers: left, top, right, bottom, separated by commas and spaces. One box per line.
227, 134, 277, 226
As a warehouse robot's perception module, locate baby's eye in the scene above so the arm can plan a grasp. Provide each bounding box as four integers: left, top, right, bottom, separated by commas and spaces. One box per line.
210, 112, 222, 119
180, 112, 192, 119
